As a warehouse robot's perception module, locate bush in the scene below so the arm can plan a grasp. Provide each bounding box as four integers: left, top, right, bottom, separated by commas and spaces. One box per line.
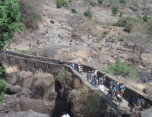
69, 88, 106, 117
119, 38, 124, 42
130, 6, 137, 12
56, 0, 72, 8
102, 31, 109, 37
71, 8, 77, 14
143, 15, 149, 22
0, 79, 7, 104
119, 11, 123, 17
98, 0, 103, 4
81, 94, 106, 117
114, 17, 134, 32
84, 10, 92, 19
90, 1, 97, 6
112, 7, 118, 15
106, 58, 138, 77
119, 0, 126, 4
55, 70, 73, 87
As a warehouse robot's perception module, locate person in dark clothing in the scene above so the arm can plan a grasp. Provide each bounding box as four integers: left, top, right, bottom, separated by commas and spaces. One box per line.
110, 86, 116, 98
128, 96, 136, 112
109, 80, 113, 88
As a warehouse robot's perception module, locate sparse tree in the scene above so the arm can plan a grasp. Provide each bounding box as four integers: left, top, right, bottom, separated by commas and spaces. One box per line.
126, 32, 152, 60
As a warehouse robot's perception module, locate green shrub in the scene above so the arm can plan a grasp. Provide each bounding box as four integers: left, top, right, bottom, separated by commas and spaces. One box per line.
119, 38, 124, 42
56, 0, 72, 8
130, 6, 137, 12
0, 79, 7, 104
114, 17, 134, 32
98, 0, 103, 4
81, 94, 107, 117
90, 1, 97, 6
112, 7, 118, 15
55, 70, 73, 87
102, 31, 109, 37
71, 8, 77, 13
143, 15, 149, 22
106, 58, 138, 77
84, 10, 92, 19
119, 11, 123, 17
119, 0, 126, 4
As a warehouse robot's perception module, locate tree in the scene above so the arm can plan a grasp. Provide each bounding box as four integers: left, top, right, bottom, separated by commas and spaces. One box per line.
126, 32, 152, 60
0, 0, 24, 50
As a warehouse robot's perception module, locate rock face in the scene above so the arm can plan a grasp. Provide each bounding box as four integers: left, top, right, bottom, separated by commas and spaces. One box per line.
1, 110, 49, 117
1, 71, 57, 116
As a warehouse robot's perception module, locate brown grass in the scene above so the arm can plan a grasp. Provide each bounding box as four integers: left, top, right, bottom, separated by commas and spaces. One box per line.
4, 65, 19, 74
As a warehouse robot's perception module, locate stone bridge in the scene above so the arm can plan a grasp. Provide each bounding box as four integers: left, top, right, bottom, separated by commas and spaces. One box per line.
0, 52, 152, 113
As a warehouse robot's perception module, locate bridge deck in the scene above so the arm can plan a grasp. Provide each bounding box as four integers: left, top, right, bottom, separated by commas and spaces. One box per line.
68, 66, 130, 113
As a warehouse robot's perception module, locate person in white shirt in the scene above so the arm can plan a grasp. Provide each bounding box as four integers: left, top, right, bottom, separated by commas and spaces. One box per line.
99, 82, 104, 92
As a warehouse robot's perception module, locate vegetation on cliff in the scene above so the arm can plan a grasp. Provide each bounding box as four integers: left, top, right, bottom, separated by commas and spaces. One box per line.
0, 0, 24, 49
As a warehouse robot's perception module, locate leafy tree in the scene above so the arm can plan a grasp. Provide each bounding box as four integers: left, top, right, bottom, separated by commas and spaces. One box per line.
0, 0, 24, 50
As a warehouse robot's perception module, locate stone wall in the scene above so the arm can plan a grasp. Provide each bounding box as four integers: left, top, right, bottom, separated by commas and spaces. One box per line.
1, 52, 152, 107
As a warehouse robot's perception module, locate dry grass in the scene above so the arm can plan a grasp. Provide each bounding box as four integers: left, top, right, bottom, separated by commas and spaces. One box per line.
4, 65, 19, 74
34, 70, 53, 78
123, 77, 146, 92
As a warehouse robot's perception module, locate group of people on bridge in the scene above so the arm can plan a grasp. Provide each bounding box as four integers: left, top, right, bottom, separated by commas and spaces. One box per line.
69, 63, 146, 112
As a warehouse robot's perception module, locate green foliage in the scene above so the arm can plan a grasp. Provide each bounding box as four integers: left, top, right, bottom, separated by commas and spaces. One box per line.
90, 1, 97, 6
55, 70, 73, 87
119, 0, 126, 4
112, 7, 118, 15
81, 94, 106, 117
114, 17, 134, 32
130, 6, 137, 12
102, 31, 109, 37
143, 15, 149, 22
98, 0, 103, 4
71, 8, 77, 14
119, 38, 124, 42
106, 58, 138, 77
119, 11, 123, 17
56, 0, 72, 8
0, 79, 7, 104
0, 67, 4, 76
0, 0, 24, 50
84, 10, 92, 19
108, 0, 120, 4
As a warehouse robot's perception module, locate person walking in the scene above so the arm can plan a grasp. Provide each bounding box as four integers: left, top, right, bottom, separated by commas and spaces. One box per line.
128, 96, 136, 112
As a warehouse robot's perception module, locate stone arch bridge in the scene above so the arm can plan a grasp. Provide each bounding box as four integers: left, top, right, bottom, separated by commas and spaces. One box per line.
0, 52, 152, 114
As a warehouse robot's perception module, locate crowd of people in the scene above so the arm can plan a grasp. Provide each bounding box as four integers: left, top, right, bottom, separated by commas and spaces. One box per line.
69, 63, 146, 111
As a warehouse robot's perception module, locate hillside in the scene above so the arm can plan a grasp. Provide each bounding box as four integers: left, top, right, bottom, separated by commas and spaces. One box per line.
1, 0, 152, 117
